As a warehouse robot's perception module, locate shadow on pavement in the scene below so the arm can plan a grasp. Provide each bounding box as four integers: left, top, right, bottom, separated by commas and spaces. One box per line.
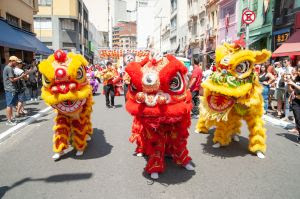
60, 128, 113, 160
277, 132, 300, 144
0, 173, 92, 199
114, 104, 123, 108
141, 158, 196, 185
200, 129, 250, 158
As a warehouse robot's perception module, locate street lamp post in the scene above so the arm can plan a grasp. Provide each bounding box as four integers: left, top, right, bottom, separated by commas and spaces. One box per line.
246, 0, 250, 49
155, 16, 167, 53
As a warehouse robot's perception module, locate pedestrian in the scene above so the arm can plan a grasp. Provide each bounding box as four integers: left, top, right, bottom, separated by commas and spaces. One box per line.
259, 64, 275, 112
28, 63, 38, 101
103, 62, 116, 108
286, 65, 300, 141
188, 58, 203, 118
14, 59, 29, 117
2, 56, 27, 125
202, 64, 212, 81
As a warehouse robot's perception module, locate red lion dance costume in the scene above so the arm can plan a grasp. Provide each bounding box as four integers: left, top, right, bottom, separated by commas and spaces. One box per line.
125, 55, 194, 179
39, 50, 93, 160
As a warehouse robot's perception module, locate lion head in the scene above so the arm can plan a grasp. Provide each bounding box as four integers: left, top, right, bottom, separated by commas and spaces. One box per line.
39, 50, 91, 114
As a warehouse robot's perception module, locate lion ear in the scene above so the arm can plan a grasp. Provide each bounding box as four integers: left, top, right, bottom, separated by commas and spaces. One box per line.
254, 49, 271, 64
140, 56, 149, 67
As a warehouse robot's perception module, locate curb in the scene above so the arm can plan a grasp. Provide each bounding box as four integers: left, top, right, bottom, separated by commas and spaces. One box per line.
263, 115, 295, 129
0, 106, 53, 143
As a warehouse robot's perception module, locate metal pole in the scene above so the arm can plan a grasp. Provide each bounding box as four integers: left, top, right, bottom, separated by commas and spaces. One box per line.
81, 0, 85, 56
246, 0, 250, 49
108, 0, 112, 49
160, 18, 162, 52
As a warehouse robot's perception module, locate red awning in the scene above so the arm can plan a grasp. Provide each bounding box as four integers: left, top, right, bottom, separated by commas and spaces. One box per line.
272, 30, 300, 57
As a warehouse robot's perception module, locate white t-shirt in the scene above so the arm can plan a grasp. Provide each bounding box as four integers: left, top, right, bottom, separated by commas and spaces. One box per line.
14, 67, 24, 76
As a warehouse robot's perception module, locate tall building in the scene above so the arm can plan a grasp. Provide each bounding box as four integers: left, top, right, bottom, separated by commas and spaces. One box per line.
34, 0, 93, 61
187, 0, 208, 63
112, 21, 137, 49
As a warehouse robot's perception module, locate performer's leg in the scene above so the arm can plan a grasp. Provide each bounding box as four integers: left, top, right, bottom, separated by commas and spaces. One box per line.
170, 130, 192, 169
109, 85, 115, 107
104, 85, 110, 107
52, 114, 70, 159
129, 118, 145, 155
244, 114, 267, 158
195, 115, 209, 133
71, 118, 88, 155
145, 138, 166, 178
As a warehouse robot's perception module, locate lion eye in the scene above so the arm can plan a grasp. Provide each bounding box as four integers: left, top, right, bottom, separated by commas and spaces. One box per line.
236, 61, 250, 75
169, 72, 183, 92
77, 67, 84, 80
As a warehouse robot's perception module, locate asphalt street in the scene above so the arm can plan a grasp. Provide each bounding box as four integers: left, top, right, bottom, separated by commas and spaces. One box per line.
0, 92, 300, 199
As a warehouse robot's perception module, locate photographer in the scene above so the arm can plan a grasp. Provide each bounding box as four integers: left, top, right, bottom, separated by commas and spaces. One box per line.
287, 65, 300, 141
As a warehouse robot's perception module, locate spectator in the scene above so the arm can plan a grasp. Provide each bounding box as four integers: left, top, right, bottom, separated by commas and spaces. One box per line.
2, 56, 27, 125
202, 64, 212, 81
14, 59, 28, 116
28, 64, 38, 101
103, 62, 115, 108
188, 58, 203, 118
283, 58, 294, 74
259, 64, 275, 112
275, 62, 286, 117
287, 65, 300, 141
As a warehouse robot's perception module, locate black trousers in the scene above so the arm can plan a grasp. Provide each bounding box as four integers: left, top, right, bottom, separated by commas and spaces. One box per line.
123, 84, 129, 102
292, 98, 300, 133
104, 84, 115, 107
191, 91, 200, 115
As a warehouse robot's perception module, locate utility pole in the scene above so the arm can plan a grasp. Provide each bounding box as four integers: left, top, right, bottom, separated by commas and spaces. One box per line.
155, 15, 167, 52
246, 0, 250, 49
81, 0, 85, 57
108, 0, 112, 49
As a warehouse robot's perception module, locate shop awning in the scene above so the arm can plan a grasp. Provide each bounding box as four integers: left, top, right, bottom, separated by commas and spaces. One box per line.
249, 33, 268, 46
0, 19, 35, 52
16, 28, 53, 55
0, 19, 52, 55
272, 30, 300, 57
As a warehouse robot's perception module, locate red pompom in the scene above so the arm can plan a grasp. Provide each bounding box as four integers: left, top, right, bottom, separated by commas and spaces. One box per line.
54, 50, 67, 63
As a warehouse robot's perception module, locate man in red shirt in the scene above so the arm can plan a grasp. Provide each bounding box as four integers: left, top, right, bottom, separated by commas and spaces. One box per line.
188, 58, 203, 118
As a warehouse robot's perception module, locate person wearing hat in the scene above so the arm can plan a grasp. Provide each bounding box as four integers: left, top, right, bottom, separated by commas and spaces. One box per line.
14, 59, 29, 117
2, 56, 27, 125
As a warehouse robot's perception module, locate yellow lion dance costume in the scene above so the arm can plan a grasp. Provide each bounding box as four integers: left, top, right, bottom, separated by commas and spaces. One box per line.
195, 39, 271, 158
39, 50, 93, 160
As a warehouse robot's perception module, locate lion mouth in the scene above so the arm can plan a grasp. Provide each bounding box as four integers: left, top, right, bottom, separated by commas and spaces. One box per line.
52, 99, 86, 113
207, 92, 235, 112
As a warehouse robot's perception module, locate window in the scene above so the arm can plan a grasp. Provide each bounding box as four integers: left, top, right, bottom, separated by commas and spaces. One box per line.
22, 20, 31, 31
61, 19, 75, 31
171, 17, 177, 30
34, 17, 52, 29
63, 43, 76, 48
126, 45, 129, 48
43, 42, 52, 46
38, 0, 52, 6
171, 0, 177, 12
6, 13, 19, 27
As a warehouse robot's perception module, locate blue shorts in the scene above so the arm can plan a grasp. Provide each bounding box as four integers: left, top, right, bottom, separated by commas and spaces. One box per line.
5, 91, 18, 107
17, 91, 26, 102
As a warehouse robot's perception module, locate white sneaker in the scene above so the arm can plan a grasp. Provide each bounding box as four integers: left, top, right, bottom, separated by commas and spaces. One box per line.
76, 151, 84, 156
34, 98, 38, 101
6, 120, 17, 126
150, 172, 159, 179
52, 151, 64, 160
212, 143, 221, 148
184, 163, 195, 171
86, 135, 91, 141
233, 135, 240, 142
30, 98, 33, 101
136, 153, 143, 157
256, 151, 265, 159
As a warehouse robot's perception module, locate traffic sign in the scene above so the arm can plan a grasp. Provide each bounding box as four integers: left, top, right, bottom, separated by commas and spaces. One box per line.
242, 9, 256, 25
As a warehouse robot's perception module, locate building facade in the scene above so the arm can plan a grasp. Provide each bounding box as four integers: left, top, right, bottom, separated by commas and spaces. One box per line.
112, 21, 137, 49
237, 0, 274, 50
272, 0, 300, 52
34, 0, 93, 61
218, 0, 238, 45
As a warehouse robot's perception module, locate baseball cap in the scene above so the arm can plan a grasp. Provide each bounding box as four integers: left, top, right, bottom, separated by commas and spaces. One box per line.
9, 56, 19, 61
17, 59, 23, 64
